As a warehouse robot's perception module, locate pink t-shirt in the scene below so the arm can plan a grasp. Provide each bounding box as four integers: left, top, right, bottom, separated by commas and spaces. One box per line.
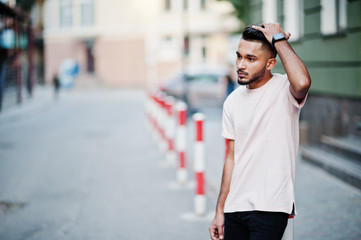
222, 73, 307, 215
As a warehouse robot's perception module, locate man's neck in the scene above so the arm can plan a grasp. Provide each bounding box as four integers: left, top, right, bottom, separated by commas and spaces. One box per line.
247, 73, 273, 89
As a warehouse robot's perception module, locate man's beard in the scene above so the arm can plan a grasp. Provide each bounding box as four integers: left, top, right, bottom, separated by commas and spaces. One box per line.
237, 65, 267, 86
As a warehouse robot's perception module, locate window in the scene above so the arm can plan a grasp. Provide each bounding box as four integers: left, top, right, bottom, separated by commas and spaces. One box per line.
201, 35, 207, 60
284, 0, 303, 41
59, 0, 72, 28
184, 35, 189, 57
200, 0, 206, 10
321, 0, 347, 35
81, 0, 94, 26
202, 46, 206, 60
183, 0, 188, 11
165, 0, 171, 11
159, 36, 179, 61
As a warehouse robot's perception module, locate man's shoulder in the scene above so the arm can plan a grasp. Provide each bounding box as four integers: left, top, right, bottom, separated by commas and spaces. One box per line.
224, 86, 243, 102
270, 73, 289, 89
272, 73, 288, 81
223, 87, 240, 111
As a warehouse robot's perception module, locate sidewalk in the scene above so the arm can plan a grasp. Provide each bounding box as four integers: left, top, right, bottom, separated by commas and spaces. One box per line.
0, 85, 54, 125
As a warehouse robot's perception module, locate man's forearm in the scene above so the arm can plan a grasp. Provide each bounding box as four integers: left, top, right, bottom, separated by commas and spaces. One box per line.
274, 40, 311, 100
215, 147, 234, 215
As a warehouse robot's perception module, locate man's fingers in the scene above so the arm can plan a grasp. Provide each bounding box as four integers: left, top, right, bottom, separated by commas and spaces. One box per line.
252, 25, 263, 31
217, 226, 224, 239
286, 32, 291, 40
253, 25, 291, 42
209, 226, 219, 240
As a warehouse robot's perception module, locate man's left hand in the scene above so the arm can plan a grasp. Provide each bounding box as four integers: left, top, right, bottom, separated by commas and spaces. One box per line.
252, 23, 291, 45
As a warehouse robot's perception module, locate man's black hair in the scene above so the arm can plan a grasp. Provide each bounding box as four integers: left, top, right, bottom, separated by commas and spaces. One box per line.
242, 24, 277, 58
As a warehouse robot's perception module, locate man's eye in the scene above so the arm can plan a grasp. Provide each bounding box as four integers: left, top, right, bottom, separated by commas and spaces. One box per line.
249, 58, 255, 61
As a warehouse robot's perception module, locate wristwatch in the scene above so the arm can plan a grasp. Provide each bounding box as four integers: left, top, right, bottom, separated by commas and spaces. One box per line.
272, 33, 286, 47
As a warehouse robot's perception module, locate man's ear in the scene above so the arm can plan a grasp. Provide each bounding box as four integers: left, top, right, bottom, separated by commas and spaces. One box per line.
266, 58, 277, 70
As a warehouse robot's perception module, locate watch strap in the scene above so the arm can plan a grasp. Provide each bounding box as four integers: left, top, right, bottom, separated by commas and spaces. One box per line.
272, 33, 286, 47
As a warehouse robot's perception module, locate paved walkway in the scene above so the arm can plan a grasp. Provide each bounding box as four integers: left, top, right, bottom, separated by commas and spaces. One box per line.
0, 85, 54, 125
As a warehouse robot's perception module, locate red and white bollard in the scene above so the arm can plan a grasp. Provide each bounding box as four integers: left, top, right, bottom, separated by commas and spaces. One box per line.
225, 138, 229, 161
193, 113, 206, 216
282, 215, 294, 240
165, 96, 176, 166
157, 92, 168, 152
152, 92, 162, 142
148, 90, 158, 137
176, 102, 188, 184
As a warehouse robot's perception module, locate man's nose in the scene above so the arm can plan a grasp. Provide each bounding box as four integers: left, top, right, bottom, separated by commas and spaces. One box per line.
237, 59, 246, 70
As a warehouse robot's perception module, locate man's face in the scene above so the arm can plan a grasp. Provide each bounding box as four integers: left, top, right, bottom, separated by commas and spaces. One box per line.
236, 40, 272, 87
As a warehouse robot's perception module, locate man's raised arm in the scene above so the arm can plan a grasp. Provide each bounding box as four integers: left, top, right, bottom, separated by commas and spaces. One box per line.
252, 23, 311, 101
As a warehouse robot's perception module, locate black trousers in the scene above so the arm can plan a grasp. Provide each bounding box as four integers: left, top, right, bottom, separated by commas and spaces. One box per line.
224, 211, 289, 240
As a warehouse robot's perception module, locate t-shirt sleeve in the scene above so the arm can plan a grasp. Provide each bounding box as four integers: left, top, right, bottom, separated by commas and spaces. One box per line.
222, 99, 235, 140
285, 78, 308, 111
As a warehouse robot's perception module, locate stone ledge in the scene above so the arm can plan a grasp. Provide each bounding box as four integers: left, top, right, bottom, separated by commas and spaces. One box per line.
301, 146, 361, 190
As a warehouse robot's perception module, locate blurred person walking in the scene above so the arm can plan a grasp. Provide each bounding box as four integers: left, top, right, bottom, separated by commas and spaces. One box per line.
223, 63, 237, 97
209, 23, 311, 240
53, 73, 60, 99
0, 59, 5, 111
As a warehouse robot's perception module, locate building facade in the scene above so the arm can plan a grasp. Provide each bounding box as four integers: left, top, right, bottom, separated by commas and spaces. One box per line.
43, 0, 240, 88
247, 0, 361, 143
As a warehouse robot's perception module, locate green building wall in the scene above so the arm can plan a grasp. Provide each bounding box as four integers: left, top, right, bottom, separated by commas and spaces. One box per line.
297, 0, 360, 98
248, 0, 361, 98
246, 0, 361, 141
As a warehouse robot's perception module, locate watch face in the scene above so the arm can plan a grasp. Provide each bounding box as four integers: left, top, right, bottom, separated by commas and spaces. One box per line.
274, 33, 285, 40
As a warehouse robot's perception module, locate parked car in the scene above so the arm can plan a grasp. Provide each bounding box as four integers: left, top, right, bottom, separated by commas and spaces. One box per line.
161, 65, 228, 113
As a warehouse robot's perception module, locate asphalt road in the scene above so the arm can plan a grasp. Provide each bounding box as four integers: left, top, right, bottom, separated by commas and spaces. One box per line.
0, 87, 360, 240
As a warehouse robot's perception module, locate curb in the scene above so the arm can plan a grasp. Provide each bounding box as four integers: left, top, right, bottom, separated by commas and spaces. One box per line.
301, 146, 361, 190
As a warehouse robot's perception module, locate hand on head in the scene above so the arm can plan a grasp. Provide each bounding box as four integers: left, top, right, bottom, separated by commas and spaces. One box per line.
252, 23, 291, 44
